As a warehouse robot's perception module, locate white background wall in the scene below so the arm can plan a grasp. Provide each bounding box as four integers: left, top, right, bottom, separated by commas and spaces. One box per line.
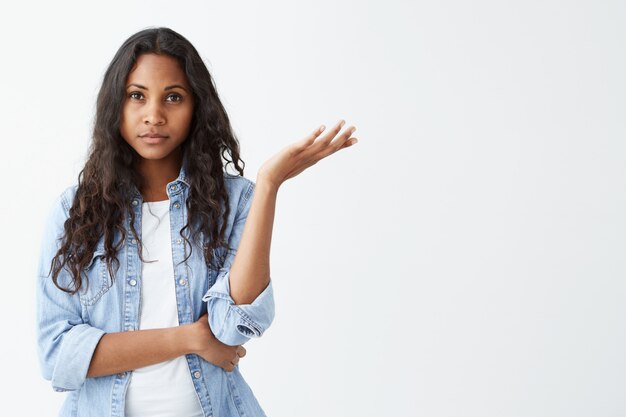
1, 0, 625, 416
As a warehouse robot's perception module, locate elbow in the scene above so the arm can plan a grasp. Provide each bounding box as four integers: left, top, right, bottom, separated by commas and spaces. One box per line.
231, 275, 271, 306
233, 300, 276, 341
38, 324, 106, 392
38, 362, 73, 393
207, 300, 275, 346
205, 279, 276, 346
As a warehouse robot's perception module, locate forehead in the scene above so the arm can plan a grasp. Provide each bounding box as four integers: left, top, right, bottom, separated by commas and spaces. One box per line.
126, 53, 188, 86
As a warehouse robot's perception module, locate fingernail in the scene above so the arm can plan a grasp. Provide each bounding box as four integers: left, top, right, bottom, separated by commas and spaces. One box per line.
339, 120, 345, 127
320, 125, 326, 132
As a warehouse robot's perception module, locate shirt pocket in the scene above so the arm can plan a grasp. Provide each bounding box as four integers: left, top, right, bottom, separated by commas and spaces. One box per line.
78, 249, 112, 306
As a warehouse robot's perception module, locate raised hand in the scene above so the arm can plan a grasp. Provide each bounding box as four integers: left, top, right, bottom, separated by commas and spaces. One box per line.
257, 119, 358, 189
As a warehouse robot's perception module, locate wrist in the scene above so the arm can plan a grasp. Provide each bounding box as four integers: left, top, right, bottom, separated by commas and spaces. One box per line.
175, 323, 197, 355
255, 174, 280, 194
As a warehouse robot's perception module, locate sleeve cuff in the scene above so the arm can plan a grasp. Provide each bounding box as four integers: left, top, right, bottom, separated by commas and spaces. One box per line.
51, 324, 106, 392
202, 269, 275, 346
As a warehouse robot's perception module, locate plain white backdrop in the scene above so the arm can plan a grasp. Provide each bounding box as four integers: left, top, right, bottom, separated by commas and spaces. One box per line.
1, 0, 625, 416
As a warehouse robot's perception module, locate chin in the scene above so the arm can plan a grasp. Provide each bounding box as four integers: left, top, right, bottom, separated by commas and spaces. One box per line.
134, 148, 176, 160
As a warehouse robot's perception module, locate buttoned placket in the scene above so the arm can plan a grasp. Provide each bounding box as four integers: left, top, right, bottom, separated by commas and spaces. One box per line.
168, 178, 214, 416
110, 169, 213, 417
108, 190, 144, 417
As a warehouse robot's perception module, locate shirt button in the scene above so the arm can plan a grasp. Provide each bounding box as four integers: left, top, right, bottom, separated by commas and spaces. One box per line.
131, 200, 138, 206
176, 238, 182, 244
179, 278, 187, 286
131, 238, 136, 244
129, 279, 137, 286
174, 202, 181, 209
171, 185, 178, 191
117, 372, 125, 377
193, 371, 201, 379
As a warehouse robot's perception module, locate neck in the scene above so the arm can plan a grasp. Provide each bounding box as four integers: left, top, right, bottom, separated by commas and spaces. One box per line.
135, 148, 183, 202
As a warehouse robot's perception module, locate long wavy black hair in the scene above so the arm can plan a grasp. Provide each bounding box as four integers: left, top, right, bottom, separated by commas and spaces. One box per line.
49, 27, 245, 294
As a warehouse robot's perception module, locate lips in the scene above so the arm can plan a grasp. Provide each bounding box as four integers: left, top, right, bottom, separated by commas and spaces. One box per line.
139, 132, 168, 144
140, 133, 168, 138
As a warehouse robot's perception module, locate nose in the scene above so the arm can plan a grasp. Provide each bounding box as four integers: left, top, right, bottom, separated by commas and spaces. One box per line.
143, 101, 166, 126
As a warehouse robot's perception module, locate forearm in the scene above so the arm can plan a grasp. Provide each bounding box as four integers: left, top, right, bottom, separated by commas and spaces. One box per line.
86, 325, 192, 378
228, 178, 277, 305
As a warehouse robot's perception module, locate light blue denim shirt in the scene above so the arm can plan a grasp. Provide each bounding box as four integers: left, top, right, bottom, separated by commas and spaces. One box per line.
35, 158, 275, 417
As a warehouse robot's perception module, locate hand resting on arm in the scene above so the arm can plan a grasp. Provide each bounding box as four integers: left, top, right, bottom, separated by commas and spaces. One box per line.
87, 313, 245, 377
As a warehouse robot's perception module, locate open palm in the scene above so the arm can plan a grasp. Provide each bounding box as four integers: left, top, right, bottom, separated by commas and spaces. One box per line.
258, 120, 358, 188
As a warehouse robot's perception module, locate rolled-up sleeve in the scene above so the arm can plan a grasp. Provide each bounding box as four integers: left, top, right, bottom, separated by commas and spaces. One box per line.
201, 179, 276, 346
35, 190, 105, 392
202, 270, 274, 346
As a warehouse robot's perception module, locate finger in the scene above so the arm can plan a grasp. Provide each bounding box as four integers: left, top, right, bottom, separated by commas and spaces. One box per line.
295, 125, 326, 152
303, 120, 343, 153
305, 126, 355, 166
339, 136, 358, 149
329, 126, 356, 150
299, 120, 346, 159
319, 122, 355, 154
317, 119, 345, 146
289, 121, 355, 173
237, 346, 247, 358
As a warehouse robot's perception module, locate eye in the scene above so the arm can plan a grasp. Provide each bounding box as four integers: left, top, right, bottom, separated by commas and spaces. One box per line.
166, 93, 183, 103
128, 91, 144, 100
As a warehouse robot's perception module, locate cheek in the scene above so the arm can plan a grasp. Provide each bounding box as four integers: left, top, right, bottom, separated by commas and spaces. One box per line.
185, 112, 194, 131
177, 107, 194, 134
119, 109, 134, 139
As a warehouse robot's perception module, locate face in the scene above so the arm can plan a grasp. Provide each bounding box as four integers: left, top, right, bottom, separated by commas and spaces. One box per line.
120, 53, 194, 163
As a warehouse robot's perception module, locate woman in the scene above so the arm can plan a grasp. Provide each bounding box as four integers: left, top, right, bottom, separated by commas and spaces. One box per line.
35, 27, 358, 417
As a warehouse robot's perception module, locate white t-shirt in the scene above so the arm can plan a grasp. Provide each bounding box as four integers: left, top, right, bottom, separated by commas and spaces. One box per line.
124, 199, 204, 417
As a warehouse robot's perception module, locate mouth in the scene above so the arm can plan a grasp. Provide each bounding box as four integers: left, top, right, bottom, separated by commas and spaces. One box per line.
139, 133, 168, 144
140, 133, 168, 138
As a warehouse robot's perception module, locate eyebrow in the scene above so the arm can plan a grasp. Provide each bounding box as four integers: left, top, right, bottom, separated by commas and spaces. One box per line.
126, 83, 188, 92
